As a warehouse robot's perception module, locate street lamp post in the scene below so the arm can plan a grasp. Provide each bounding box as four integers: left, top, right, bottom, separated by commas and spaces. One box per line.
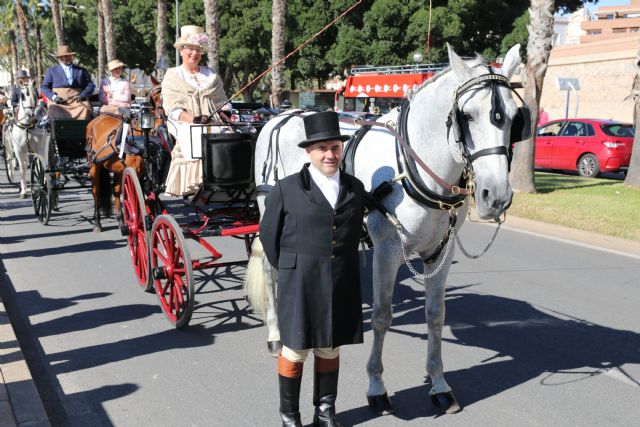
413, 52, 423, 71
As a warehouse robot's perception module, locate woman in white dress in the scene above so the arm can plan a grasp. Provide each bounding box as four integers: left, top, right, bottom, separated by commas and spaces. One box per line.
99, 59, 131, 114
161, 25, 231, 196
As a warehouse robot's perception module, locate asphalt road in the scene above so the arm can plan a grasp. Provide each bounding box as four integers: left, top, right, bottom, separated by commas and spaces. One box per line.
1, 175, 639, 426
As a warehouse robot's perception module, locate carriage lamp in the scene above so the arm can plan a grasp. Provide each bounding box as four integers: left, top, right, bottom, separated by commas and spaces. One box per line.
138, 102, 155, 130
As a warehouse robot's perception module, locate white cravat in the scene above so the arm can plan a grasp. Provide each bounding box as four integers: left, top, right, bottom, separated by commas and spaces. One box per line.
308, 165, 341, 209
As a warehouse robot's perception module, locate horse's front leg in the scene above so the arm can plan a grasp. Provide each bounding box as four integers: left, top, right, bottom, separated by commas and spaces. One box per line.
13, 141, 28, 198
423, 248, 462, 414
89, 162, 102, 233
262, 253, 281, 357
111, 159, 128, 235
367, 242, 402, 415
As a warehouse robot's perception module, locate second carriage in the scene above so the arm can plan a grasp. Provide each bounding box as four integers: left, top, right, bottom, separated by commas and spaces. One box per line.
121, 113, 260, 328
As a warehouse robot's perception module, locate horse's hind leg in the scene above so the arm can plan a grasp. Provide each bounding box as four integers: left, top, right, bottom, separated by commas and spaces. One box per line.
422, 252, 461, 414
366, 242, 402, 415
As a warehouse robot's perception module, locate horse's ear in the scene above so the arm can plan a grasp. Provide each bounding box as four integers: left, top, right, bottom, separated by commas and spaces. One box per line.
447, 43, 472, 81
498, 44, 522, 79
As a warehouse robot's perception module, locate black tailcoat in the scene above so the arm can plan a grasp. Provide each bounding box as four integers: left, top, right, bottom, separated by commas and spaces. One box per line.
260, 164, 365, 350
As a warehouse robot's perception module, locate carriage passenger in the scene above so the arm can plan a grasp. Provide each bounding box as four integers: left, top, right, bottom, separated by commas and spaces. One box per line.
99, 59, 131, 114
260, 112, 367, 427
161, 25, 231, 196
41, 45, 94, 120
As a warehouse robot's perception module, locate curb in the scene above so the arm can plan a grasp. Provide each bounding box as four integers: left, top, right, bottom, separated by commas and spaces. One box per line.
0, 297, 50, 427
503, 215, 640, 259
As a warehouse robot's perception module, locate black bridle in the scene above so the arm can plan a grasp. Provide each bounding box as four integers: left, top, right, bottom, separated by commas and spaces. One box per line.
446, 71, 531, 170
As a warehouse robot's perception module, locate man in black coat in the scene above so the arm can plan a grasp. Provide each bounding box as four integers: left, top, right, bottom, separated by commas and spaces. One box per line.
260, 111, 366, 427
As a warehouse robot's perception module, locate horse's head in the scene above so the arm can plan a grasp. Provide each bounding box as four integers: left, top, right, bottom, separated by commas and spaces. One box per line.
148, 75, 165, 125
446, 44, 529, 220
16, 84, 40, 127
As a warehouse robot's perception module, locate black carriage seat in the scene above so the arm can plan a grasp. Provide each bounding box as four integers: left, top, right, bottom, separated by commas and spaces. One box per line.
53, 119, 91, 158
201, 132, 256, 200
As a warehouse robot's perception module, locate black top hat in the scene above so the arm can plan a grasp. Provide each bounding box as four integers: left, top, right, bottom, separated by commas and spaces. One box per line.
298, 111, 349, 148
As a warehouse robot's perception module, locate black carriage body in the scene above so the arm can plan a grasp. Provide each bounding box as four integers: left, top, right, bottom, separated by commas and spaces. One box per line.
52, 119, 90, 158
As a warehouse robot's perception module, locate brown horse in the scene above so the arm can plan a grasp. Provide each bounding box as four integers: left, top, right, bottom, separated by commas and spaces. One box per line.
85, 76, 163, 232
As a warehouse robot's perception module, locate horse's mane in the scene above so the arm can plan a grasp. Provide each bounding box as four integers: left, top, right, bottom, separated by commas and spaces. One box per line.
406, 54, 488, 100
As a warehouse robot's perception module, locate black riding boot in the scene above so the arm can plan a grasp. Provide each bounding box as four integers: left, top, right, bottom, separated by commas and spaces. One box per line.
278, 355, 303, 427
313, 356, 342, 427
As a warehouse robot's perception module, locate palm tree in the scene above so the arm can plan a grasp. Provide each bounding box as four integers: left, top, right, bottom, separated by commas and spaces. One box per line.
271, 0, 286, 108
509, 0, 555, 194
102, 0, 115, 61
625, 64, 640, 187
203, 0, 219, 72
97, 0, 105, 81
15, 0, 35, 79
50, 0, 63, 45
156, 0, 168, 78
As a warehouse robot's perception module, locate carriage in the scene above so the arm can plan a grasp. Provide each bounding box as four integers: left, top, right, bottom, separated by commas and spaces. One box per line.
29, 117, 92, 224
121, 115, 260, 328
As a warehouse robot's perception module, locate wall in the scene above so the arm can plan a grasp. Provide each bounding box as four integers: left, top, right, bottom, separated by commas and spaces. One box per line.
539, 35, 637, 123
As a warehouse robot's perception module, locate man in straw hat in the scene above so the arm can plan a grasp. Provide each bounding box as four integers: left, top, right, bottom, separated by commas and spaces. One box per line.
260, 111, 366, 427
161, 25, 232, 196
41, 45, 95, 120
99, 59, 131, 114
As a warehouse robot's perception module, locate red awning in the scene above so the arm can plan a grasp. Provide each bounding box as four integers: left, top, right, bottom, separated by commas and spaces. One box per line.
343, 73, 434, 98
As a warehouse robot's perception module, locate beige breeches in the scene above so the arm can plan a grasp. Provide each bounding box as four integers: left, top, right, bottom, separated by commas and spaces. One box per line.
281, 345, 340, 363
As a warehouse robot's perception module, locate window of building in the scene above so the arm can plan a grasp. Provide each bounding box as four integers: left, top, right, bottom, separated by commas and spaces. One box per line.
612, 27, 627, 33
631, 27, 640, 33
606, 14, 615, 19
624, 13, 640, 18
587, 29, 602, 35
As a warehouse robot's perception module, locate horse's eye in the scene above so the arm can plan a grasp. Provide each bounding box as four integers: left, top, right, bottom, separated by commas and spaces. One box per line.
463, 113, 473, 121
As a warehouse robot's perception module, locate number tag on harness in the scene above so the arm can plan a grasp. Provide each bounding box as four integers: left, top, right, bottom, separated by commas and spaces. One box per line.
119, 123, 129, 159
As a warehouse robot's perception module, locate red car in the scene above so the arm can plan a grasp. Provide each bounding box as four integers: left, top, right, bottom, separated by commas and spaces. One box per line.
535, 119, 634, 177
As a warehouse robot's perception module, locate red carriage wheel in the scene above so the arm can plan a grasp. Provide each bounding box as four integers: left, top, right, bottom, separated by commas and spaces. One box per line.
150, 215, 194, 329
122, 167, 152, 291
30, 157, 53, 224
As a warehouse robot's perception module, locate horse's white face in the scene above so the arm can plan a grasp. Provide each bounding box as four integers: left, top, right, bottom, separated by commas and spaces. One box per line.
16, 85, 38, 125
447, 44, 522, 219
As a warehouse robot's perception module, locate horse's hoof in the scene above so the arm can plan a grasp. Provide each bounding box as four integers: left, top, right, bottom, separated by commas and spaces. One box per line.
367, 393, 395, 415
19, 193, 28, 199
430, 391, 462, 414
267, 340, 282, 357
93, 226, 102, 233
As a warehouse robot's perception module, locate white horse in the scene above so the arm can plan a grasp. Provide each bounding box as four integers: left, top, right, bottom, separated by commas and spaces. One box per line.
4, 83, 48, 197
246, 44, 529, 415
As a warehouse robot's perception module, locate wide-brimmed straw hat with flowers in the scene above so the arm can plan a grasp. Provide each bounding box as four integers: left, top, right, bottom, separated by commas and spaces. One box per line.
107, 59, 126, 71
56, 45, 76, 57
174, 25, 210, 50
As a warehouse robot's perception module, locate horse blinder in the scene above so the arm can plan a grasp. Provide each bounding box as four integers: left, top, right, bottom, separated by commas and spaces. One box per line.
510, 106, 532, 144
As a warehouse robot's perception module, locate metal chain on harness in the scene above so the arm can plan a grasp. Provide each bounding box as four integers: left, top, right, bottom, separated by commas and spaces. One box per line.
453, 219, 502, 259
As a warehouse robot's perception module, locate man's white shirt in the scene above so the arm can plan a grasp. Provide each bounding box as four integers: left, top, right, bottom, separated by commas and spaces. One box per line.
308, 164, 340, 209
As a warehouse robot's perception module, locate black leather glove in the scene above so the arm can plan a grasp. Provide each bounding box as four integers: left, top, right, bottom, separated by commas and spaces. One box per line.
219, 110, 232, 122
54, 97, 66, 104
193, 115, 210, 124
78, 96, 88, 102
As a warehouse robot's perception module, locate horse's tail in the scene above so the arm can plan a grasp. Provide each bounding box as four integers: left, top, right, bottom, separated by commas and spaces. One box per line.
244, 239, 269, 314
98, 167, 113, 218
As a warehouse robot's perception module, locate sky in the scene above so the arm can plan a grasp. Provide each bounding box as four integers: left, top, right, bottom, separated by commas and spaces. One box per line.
587, 0, 630, 11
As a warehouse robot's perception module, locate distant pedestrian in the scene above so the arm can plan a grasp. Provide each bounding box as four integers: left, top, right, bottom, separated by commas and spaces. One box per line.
538, 107, 549, 125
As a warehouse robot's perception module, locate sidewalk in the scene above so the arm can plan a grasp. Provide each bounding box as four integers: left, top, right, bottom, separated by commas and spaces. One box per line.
0, 295, 50, 427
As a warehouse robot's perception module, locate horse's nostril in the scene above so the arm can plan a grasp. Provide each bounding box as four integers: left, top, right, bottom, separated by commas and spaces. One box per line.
482, 189, 490, 200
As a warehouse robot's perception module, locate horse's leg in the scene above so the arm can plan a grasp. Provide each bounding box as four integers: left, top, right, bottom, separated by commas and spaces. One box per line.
262, 253, 281, 357
13, 137, 28, 197
366, 240, 402, 415
112, 158, 128, 235
422, 248, 462, 414
89, 162, 102, 232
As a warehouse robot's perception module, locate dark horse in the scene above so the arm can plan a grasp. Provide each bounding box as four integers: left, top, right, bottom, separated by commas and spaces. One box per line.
85, 75, 164, 232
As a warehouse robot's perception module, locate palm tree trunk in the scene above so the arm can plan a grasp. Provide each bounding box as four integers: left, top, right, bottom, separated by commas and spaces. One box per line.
50, 0, 64, 46
98, 0, 105, 81
271, 0, 286, 108
10, 30, 18, 84
156, 0, 168, 79
34, 19, 43, 87
509, 0, 555, 194
15, 0, 35, 79
102, 0, 116, 61
203, 0, 220, 72
625, 74, 640, 187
